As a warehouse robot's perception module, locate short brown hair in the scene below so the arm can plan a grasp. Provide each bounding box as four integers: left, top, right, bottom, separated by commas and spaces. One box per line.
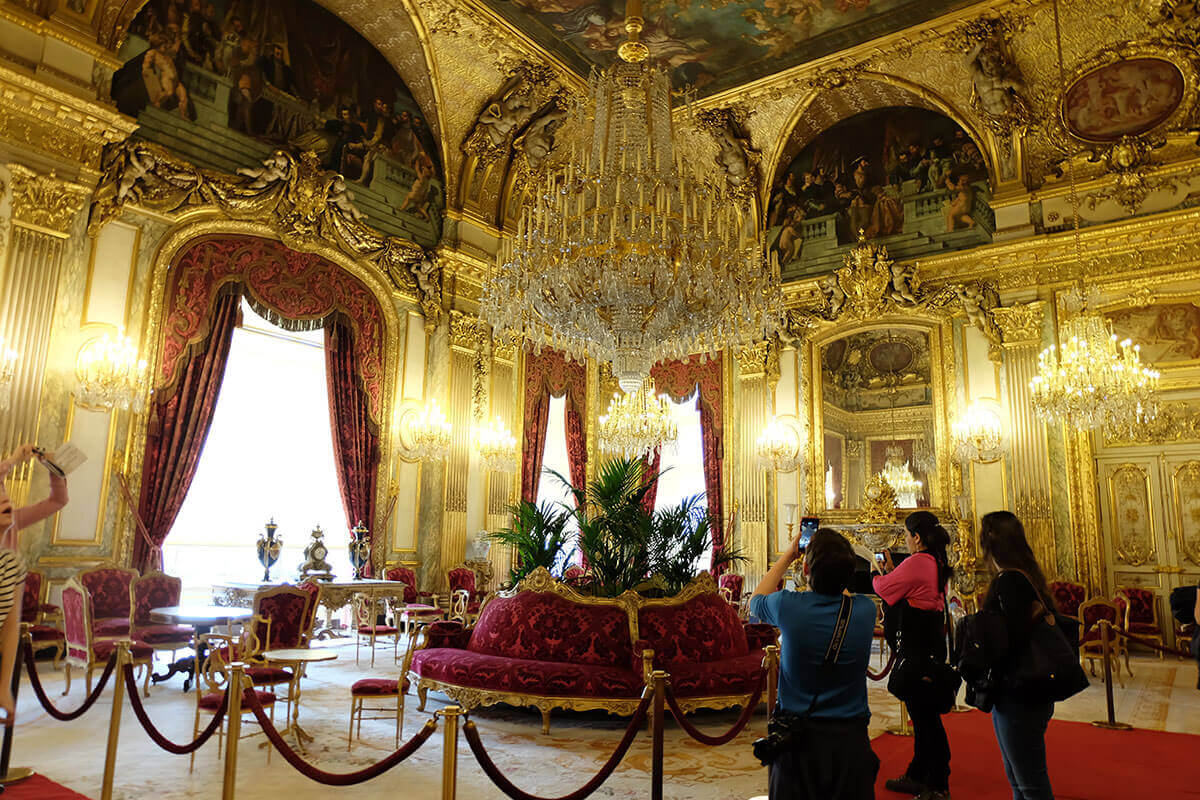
806, 528, 855, 595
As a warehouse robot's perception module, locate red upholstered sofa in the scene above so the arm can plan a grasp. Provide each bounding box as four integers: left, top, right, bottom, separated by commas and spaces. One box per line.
409, 568, 776, 733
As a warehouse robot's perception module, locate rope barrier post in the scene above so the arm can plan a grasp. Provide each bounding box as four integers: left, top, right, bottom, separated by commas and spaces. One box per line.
886, 701, 912, 737
1091, 621, 1132, 731
100, 641, 130, 800
222, 662, 247, 800
651, 669, 667, 800
439, 705, 463, 800
0, 630, 34, 786
764, 645, 779, 716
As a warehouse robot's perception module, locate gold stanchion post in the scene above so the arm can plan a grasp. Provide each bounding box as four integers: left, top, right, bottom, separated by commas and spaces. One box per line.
100, 641, 130, 800
651, 670, 666, 800
438, 705, 463, 800
763, 645, 779, 715
1091, 621, 1132, 731
886, 701, 913, 737
222, 662, 247, 800
0, 629, 36, 786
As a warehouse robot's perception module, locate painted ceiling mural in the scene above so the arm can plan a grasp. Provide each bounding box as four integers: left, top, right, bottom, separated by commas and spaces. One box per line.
768, 105, 993, 280
112, 0, 444, 248
477, 0, 979, 94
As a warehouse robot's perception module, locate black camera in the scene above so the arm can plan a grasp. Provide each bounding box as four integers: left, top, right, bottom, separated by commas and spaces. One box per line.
752, 710, 805, 766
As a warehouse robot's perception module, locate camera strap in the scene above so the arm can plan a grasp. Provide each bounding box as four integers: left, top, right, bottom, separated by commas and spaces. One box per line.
802, 594, 854, 719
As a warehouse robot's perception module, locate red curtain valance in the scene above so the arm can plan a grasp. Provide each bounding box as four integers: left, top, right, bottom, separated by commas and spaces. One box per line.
521, 349, 587, 505
159, 235, 386, 421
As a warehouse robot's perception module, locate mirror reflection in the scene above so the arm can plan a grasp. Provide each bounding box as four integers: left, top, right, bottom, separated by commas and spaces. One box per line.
820, 328, 935, 510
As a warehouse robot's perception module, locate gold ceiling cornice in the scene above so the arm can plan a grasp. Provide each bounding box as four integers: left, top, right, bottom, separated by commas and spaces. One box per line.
0, 3, 123, 68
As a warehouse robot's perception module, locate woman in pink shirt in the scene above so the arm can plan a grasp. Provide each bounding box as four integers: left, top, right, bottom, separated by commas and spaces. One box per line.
873, 511, 954, 800
0, 444, 69, 723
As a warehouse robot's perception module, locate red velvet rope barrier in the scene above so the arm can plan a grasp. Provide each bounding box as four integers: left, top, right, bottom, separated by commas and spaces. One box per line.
22, 646, 117, 721
663, 670, 766, 747
867, 650, 899, 681
121, 665, 227, 754
242, 689, 436, 785
1109, 624, 1194, 658
463, 691, 653, 800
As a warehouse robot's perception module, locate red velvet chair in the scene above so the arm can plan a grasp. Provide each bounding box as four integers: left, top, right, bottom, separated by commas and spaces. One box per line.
61, 578, 153, 697
348, 672, 409, 749
1050, 580, 1087, 621
718, 574, 747, 618
1111, 592, 1133, 676
78, 564, 138, 639
446, 566, 484, 616
296, 579, 322, 646
130, 571, 193, 666
1079, 597, 1124, 687
1116, 587, 1165, 660
383, 565, 419, 605
22, 571, 64, 667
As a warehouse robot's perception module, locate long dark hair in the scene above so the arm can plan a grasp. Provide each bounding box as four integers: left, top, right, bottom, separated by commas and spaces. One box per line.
904, 510, 953, 592
980, 510, 1057, 611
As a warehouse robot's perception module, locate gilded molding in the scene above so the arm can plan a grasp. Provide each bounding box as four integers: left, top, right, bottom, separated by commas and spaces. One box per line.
5, 164, 88, 235
992, 300, 1046, 346
1102, 401, 1200, 446
448, 309, 488, 352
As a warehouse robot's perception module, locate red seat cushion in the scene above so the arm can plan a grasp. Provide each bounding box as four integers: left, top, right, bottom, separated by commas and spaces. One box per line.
667, 651, 767, 698
411, 648, 643, 698
1129, 622, 1161, 635
358, 625, 399, 635
29, 624, 64, 642
39, 603, 60, 615
351, 677, 410, 696
638, 593, 750, 668
92, 640, 153, 660
468, 591, 633, 669
133, 624, 193, 645
199, 689, 275, 711
94, 617, 130, 637
245, 666, 293, 684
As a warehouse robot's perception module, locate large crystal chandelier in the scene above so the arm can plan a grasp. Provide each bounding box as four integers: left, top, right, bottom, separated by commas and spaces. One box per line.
879, 445, 923, 508
474, 418, 519, 473
480, 0, 780, 392
1030, 294, 1159, 430
598, 380, 678, 459
75, 328, 148, 412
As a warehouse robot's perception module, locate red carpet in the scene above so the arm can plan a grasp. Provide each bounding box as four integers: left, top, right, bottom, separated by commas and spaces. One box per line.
873, 711, 1200, 799
2, 774, 90, 799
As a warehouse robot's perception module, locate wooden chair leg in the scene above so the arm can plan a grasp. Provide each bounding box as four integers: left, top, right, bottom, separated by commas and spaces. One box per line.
86, 666, 93, 696
51, 642, 63, 670
143, 662, 152, 697
370, 633, 377, 669
62, 664, 71, 697
396, 693, 404, 748
348, 697, 356, 750
189, 705, 201, 772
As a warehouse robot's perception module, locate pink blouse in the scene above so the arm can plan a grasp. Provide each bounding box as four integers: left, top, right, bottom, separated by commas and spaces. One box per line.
872, 551, 944, 611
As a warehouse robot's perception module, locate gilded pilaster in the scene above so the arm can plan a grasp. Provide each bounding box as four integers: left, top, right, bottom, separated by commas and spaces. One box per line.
735, 341, 771, 576
485, 335, 518, 585
992, 301, 1058, 576
442, 310, 487, 579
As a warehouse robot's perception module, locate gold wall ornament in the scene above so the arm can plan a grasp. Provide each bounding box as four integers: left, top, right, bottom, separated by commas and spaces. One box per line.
6, 164, 89, 234
992, 300, 1045, 346
86, 141, 443, 325
1103, 400, 1200, 445
859, 472, 898, 524
1108, 462, 1157, 566
695, 106, 760, 206
1172, 459, 1200, 565
1083, 136, 1181, 214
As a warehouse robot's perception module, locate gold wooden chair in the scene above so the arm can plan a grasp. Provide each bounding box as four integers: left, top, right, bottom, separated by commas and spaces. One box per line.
353, 592, 400, 667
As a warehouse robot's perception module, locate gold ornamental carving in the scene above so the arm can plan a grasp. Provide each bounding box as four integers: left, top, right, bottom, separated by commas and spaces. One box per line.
1108, 463, 1156, 567
992, 300, 1046, 347
859, 473, 898, 525
1103, 401, 1200, 446
448, 309, 488, 352
1173, 460, 1200, 565
6, 164, 88, 235
463, 63, 565, 166
86, 140, 442, 325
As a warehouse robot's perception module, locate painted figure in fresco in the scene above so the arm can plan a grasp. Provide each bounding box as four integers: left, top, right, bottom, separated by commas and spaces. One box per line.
944, 173, 976, 231
398, 150, 438, 221
257, 42, 294, 94
358, 97, 398, 185
772, 206, 806, 266
768, 171, 801, 228
141, 29, 192, 119
968, 37, 1027, 119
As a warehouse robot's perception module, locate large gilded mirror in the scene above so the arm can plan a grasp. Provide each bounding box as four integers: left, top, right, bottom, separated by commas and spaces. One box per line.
809, 320, 951, 515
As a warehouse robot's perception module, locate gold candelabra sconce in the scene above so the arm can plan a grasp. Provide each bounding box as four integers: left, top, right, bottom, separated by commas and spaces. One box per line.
953, 400, 1005, 464
396, 399, 453, 463
756, 414, 806, 474
74, 327, 148, 413
474, 417, 519, 474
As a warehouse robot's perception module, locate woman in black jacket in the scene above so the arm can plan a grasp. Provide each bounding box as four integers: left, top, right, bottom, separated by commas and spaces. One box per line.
979, 511, 1058, 800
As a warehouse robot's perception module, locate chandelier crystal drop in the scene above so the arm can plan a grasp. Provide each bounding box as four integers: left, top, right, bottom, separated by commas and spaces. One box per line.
598, 380, 678, 459
474, 418, 519, 473
403, 401, 453, 462
1029, 291, 1159, 431
75, 328, 148, 412
879, 445, 922, 508
479, 1, 781, 392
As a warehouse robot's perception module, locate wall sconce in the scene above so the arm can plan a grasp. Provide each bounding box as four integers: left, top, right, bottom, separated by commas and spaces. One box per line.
953, 400, 1004, 464
397, 400, 453, 462
0, 338, 18, 412
474, 418, 518, 474
756, 414, 806, 473
75, 328, 148, 413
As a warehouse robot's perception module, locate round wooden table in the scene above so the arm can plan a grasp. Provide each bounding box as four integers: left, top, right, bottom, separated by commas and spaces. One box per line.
261, 647, 339, 750
149, 605, 253, 691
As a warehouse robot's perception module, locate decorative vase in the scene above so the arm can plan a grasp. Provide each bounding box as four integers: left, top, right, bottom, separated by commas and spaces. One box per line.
255, 519, 283, 582
349, 521, 371, 580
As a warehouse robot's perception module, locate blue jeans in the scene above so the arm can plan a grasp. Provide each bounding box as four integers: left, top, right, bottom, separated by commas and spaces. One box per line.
991, 698, 1054, 800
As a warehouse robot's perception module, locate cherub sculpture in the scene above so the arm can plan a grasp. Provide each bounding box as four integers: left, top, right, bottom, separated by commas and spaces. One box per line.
236, 150, 292, 190
328, 175, 366, 222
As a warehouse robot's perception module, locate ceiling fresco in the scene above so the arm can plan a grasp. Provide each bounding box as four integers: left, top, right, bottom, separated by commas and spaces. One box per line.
475, 0, 981, 94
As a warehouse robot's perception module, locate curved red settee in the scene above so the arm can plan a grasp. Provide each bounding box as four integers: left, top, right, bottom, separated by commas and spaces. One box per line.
408, 568, 776, 733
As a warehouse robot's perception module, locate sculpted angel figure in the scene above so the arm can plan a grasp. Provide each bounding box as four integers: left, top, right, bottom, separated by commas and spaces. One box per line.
956, 284, 991, 331
413, 256, 439, 297
236, 150, 292, 190
328, 175, 366, 222
819, 273, 847, 317
889, 260, 918, 305
714, 123, 757, 190
517, 106, 567, 171
116, 145, 158, 204
968, 37, 1027, 119
477, 75, 536, 149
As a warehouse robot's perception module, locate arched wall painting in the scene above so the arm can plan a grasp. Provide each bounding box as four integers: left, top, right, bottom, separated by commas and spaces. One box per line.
1063, 58, 1184, 142
767, 106, 993, 282
113, 0, 443, 248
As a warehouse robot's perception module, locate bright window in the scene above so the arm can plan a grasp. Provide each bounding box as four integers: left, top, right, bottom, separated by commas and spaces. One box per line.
164, 300, 352, 600
654, 391, 711, 572
535, 394, 577, 569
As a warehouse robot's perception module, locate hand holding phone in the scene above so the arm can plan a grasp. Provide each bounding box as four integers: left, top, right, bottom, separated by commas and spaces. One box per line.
795, 517, 819, 558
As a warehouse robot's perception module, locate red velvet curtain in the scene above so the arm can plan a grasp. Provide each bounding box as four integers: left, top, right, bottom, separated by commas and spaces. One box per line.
640, 447, 662, 514
520, 349, 586, 504
651, 356, 726, 574
134, 287, 240, 572
325, 316, 380, 576
520, 391, 550, 505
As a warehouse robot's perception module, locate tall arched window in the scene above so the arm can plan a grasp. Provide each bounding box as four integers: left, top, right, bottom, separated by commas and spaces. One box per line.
535, 394, 578, 569
653, 391, 710, 572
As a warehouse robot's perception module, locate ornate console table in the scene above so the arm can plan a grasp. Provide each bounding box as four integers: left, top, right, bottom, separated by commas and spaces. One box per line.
211, 578, 411, 637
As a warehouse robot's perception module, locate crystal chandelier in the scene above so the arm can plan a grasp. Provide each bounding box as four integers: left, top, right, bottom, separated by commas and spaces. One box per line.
479, 0, 781, 392
756, 416, 806, 473
474, 418, 519, 473
953, 401, 1004, 463
599, 380, 678, 459
400, 400, 453, 462
1030, 291, 1159, 430
75, 328, 148, 412
879, 445, 923, 508
0, 338, 17, 411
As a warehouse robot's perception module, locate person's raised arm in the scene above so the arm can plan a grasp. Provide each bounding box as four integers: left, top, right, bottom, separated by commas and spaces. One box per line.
752, 528, 804, 600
